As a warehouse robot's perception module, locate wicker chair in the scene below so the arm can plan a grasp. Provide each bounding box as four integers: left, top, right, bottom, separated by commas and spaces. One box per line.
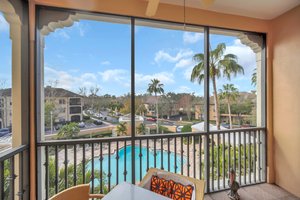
139, 168, 205, 200
49, 184, 105, 200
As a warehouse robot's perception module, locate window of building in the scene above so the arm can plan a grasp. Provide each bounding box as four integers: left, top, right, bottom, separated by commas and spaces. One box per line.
59, 99, 65, 104
69, 98, 81, 106
70, 107, 81, 114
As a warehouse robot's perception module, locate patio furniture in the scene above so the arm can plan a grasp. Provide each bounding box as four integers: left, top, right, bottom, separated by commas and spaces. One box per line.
139, 168, 205, 200
49, 184, 105, 200
102, 182, 171, 200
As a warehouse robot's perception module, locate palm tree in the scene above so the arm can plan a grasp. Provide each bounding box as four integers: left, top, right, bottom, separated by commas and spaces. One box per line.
115, 122, 127, 136
219, 84, 239, 129
191, 43, 244, 129
136, 123, 146, 135
147, 79, 164, 133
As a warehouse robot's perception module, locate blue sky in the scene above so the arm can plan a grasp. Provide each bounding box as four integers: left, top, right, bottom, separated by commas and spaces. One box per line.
0, 13, 12, 88
1, 14, 257, 96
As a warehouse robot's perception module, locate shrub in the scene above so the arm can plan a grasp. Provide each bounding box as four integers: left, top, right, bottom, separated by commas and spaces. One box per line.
181, 124, 192, 133
57, 122, 80, 139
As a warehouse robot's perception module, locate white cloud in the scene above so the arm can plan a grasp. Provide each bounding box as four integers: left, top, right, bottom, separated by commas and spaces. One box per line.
0, 14, 9, 32
101, 61, 111, 65
175, 59, 193, 68
225, 39, 256, 74
174, 58, 196, 72
54, 29, 70, 39
135, 72, 175, 85
183, 66, 194, 81
68, 69, 80, 73
52, 21, 87, 39
73, 22, 85, 37
98, 69, 129, 82
81, 73, 97, 80
154, 49, 194, 63
44, 66, 97, 91
183, 32, 203, 44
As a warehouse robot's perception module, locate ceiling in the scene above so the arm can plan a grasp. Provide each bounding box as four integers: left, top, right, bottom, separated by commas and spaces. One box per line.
159, 0, 300, 19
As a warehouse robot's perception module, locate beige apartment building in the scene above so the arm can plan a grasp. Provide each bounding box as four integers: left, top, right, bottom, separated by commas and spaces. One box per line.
0, 87, 83, 129
0, 89, 13, 129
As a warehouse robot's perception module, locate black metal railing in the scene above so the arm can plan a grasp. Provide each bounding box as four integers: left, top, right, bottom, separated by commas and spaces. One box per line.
0, 145, 29, 200
37, 127, 266, 199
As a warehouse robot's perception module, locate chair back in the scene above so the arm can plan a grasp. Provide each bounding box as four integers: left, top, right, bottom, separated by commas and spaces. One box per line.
139, 168, 205, 200
49, 184, 91, 200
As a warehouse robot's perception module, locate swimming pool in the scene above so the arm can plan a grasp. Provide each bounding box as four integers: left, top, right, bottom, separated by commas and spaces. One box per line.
86, 145, 186, 185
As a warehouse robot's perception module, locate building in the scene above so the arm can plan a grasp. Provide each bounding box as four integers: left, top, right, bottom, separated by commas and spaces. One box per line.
195, 92, 256, 124
118, 114, 144, 136
0, 89, 12, 128
0, 87, 83, 129
44, 86, 83, 123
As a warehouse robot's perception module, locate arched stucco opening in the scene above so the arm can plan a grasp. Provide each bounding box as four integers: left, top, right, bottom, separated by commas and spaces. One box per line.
0, 0, 29, 198
0, 0, 23, 148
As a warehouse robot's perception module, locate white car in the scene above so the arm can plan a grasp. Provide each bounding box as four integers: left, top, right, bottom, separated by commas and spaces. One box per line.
78, 122, 85, 128
176, 126, 184, 133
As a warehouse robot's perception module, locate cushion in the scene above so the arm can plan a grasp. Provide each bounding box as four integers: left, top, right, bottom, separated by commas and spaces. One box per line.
171, 182, 194, 200
150, 175, 194, 200
156, 172, 196, 200
157, 172, 193, 186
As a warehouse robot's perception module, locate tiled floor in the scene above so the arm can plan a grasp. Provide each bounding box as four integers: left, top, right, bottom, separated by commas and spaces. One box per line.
204, 184, 300, 200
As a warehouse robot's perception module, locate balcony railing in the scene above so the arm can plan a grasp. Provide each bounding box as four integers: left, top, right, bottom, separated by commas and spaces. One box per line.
0, 145, 29, 200
37, 127, 266, 199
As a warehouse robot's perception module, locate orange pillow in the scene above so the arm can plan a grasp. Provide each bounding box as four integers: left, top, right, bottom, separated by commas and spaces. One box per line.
171, 181, 194, 200
150, 175, 169, 196
150, 175, 194, 200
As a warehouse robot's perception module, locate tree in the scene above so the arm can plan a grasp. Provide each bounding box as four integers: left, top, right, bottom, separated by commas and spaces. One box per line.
89, 85, 100, 111
48, 157, 108, 197
78, 87, 87, 97
115, 122, 127, 136
251, 68, 257, 86
147, 79, 164, 133
119, 98, 130, 114
219, 84, 239, 129
136, 123, 146, 135
44, 101, 57, 129
191, 43, 244, 129
57, 122, 80, 139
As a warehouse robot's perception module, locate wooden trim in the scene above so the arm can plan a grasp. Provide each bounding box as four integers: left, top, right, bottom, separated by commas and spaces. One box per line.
29, 1, 37, 200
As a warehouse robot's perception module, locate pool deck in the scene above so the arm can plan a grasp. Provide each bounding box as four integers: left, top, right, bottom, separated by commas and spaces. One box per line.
204, 183, 300, 200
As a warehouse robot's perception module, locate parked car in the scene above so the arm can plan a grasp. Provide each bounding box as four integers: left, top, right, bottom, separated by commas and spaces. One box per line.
221, 123, 230, 129
93, 120, 103, 125
176, 126, 183, 133
0, 128, 10, 137
147, 117, 157, 122
78, 122, 86, 128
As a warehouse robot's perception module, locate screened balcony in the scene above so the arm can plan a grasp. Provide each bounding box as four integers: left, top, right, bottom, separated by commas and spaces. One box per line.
0, 0, 300, 200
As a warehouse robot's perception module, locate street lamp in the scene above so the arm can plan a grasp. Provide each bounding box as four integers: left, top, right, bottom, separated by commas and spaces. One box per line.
50, 111, 53, 134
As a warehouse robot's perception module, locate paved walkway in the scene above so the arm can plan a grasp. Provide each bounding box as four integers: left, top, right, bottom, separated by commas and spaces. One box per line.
205, 183, 299, 200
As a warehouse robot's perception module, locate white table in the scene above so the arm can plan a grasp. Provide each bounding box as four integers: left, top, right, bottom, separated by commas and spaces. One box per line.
102, 182, 171, 200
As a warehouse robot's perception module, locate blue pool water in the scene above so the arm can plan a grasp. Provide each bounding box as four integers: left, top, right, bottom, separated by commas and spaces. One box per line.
86, 145, 186, 185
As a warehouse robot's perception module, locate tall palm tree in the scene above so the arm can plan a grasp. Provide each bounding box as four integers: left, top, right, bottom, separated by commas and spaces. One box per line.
191, 43, 244, 129
219, 84, 239, 129
147, 79, 164, 133
115, 122, 127, 136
